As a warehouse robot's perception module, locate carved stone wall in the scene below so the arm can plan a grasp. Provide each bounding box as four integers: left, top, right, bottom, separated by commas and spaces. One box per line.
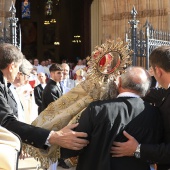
0, 0, 14, 27
100, 0, 170, 42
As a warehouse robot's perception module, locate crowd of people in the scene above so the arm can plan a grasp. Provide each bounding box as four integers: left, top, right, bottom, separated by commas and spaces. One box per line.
7, 57, 88, 124
12, 56, 88, 169
0, 43, 88, 170
1, 42, 170, 170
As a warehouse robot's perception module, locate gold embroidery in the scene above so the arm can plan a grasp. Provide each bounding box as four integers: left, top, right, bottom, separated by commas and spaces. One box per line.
24, 39, 132, 168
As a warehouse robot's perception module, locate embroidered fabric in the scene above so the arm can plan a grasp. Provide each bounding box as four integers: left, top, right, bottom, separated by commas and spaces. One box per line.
23, 39, 132, 168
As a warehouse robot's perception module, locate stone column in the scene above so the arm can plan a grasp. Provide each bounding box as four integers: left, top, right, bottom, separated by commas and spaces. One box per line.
167, 0, 170, 31
0, 0, 15, 37
0, 0, 5, 27
5, 0, 15, 25
91, 0, 102, 51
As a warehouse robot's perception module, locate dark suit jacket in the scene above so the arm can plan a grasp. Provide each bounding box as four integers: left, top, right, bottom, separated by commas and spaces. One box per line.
142, 87, 170, 170
34, 84, 44, 114
61, 97, 163, 170
0, 71, 50, 149
42, 79, 62, 110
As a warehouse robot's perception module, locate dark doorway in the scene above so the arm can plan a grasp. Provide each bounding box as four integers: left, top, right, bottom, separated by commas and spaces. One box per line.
15, 0, 93, 63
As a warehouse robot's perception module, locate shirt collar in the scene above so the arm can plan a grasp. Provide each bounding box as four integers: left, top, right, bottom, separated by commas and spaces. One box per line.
41, 84, 46, 89
117, 92, 140, 98
56, 82, 61, 86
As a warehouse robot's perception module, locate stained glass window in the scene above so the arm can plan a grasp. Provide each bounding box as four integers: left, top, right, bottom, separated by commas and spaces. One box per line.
21, 0, 31, 19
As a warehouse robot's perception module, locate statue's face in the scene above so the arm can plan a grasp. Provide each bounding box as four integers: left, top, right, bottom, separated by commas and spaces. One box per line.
98, 51, 121, 75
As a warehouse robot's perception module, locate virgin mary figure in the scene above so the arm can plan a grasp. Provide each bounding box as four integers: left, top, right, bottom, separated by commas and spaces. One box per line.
24, 39, 132, 168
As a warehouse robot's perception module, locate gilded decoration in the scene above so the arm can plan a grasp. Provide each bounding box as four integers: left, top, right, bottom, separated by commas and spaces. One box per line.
24, 39, 132, 168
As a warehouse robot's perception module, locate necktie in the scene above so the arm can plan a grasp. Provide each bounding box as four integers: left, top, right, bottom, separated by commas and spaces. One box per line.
59, 82, 63, 93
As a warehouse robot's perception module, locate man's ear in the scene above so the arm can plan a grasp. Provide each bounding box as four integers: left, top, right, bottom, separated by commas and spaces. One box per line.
155, 66, 162, 77
7, 62, 15, 73
50, 71, 54, 78
117, 77, 121, 88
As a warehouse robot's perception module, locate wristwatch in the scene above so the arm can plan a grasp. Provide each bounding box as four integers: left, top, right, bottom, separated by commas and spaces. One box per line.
134, 144, 141, 159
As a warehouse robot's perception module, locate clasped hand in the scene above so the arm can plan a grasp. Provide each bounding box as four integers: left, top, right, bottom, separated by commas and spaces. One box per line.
111, 131, 139, 157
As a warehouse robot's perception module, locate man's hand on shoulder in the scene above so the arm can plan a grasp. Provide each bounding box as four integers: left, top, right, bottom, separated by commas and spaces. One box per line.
111, 131, 139, 157
49, 123, 89, 150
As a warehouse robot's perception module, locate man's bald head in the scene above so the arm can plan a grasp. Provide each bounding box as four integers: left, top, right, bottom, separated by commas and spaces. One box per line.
120, 66, 151, 97
38, 72, 46, 84
61, 63, 70, 79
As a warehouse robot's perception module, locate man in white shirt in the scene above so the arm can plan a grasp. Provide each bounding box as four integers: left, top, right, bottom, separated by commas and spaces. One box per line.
8, 58, 33, 122
33, 58, 45, 74
9, 83, 25, 122
61, 63, 75, 94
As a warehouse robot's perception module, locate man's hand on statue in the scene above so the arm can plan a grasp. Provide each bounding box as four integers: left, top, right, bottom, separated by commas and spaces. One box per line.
19, 150, 29, 160
110, 131, 139, 157
49, 123, 89, 150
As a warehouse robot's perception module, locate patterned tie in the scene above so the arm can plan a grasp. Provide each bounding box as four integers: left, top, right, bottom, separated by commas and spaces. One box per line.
59, 82, 63, 93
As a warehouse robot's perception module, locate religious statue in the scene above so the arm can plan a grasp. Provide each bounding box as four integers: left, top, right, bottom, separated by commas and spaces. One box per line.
24, 39, 132, 168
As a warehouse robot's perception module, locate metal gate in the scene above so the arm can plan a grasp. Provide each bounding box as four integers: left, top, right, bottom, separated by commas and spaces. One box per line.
126, 6, 170, 69
0, 2, 21, 49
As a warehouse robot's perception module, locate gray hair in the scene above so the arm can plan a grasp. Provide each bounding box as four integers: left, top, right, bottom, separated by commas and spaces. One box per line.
19, 59, 33, 76
121, 66, 151, 97
0, 43, 24, 70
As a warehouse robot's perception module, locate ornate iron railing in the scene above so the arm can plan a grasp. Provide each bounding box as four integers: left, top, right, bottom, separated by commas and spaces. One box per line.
0, 2, 21, 50
126, 6, 170, 69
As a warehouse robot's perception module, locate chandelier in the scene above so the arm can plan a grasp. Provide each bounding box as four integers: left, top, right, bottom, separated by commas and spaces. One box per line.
45, 0, 53, 15
45, 0, 60, 16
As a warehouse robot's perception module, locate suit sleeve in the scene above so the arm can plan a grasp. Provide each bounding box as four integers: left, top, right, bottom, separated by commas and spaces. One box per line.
42, 85, 59, 109
144, 88, 166, 106
141, 143, 170, 164
61, 104, 93, 158
34, 87, 42, 106
0, 89, 50, 149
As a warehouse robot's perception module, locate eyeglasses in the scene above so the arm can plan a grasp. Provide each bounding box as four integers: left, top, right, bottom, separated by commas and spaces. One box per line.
18, 72, 30, 78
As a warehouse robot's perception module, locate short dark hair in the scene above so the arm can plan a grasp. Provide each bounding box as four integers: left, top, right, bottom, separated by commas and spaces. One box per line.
149, 46, 170, 72
0, 43, 24, 70
49, 63, 63, 72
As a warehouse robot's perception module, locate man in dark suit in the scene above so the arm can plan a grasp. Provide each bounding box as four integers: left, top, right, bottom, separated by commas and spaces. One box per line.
41, 63, 70, 168
42, 63, 63, 111
34, 72, 47, 114
61, 66, 162, 170
0, 43, 88, 156
111, 46, 170, 170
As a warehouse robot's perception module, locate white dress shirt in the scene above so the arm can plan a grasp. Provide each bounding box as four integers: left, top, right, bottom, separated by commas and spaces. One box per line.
9, 84, 25, 122
117, 92, 140, 98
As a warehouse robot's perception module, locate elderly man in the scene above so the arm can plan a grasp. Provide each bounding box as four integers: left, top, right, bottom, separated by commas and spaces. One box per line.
111, 46, 170, 170
61, 63, 75, 94
61, 66, 162, 170
8, 58, 33, 122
